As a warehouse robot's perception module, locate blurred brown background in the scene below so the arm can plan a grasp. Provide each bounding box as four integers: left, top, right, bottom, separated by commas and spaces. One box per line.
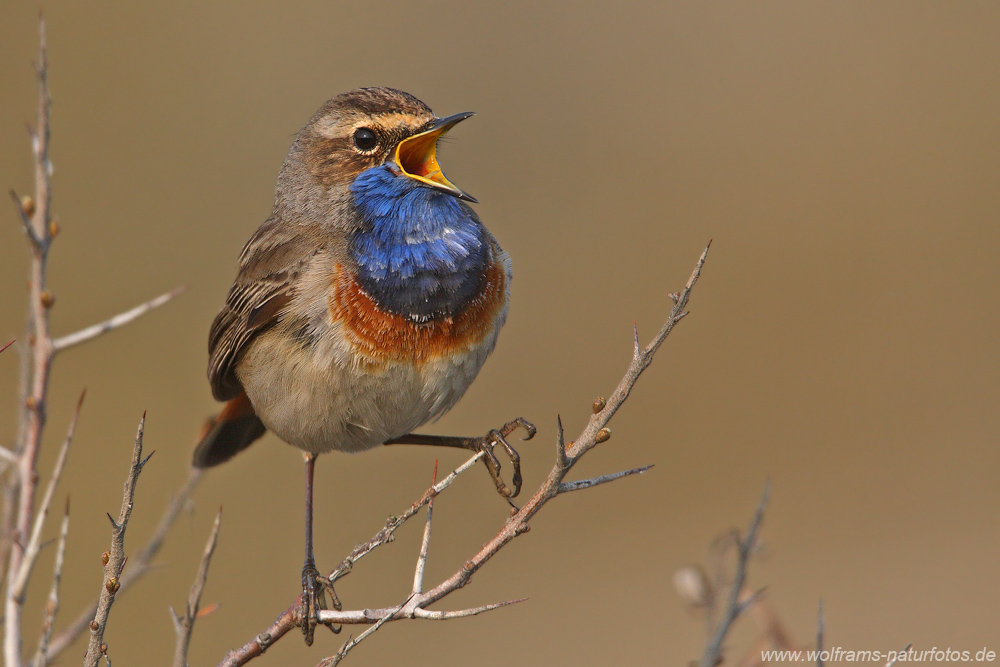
2, 1, 999, 664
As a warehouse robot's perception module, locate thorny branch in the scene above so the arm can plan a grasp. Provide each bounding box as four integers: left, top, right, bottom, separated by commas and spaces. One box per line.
83, 416, 153, 667
44, 468, 204, 661
216, 242, 712, 666
3, 19, 189, 667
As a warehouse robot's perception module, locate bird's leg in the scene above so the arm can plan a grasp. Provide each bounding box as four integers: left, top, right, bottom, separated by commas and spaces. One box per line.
300, 452, 341, 645
386, 418, 536, 503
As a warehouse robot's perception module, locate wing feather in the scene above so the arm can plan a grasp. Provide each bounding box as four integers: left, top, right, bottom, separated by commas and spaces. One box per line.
207, 219, 316, 401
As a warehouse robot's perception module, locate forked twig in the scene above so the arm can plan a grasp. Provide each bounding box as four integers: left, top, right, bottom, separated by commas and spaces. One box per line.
216, 243, 712, 666
699, 483, 771, 667
45, 467, 203, 661
4, 20, 187, 667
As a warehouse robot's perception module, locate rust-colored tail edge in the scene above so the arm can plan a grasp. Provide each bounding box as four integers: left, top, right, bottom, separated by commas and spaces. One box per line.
192, 392, 266, 468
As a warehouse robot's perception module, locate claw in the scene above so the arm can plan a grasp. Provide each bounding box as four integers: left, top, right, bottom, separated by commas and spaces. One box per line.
476, 417, 534, 501
500, 417, 536, 441
300, 561, 341, 645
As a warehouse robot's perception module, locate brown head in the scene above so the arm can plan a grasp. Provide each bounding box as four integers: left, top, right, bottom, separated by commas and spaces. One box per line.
273, 87, 475, 225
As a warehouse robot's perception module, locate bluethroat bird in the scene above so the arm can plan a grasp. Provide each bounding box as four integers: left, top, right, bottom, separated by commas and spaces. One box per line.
192, 87, 534, 644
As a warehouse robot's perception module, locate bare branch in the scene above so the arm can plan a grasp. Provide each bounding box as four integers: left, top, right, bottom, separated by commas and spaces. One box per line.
0, 340, 14, 355
4, 21, 188, 667
217, 453, 486, 666
9, 391, 84, 604
324, 597, 413, 667
412, 465, 437, 596
5, 22, 55, 666
557, 465, 653, 494
46, 467, 203, 661
172, 507, 223, 667
83, 415, 150, 667
217, 244, 711, 666
52, 287, 186, 353
699, 482, 771, 667
29, 498, 68, 667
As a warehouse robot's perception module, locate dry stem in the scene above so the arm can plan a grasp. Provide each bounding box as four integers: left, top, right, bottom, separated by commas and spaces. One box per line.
82, 416, 153, 667
4, 20, 187, 667
29, 498, 69, 667
172, 508, 223, 667
215, 243, 711, 666
699, 483, 771, 667
44, 468, 203, 661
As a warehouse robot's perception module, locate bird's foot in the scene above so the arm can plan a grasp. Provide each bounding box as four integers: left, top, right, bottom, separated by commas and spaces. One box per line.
300, 560, 341, 645
473, 417, 536, 504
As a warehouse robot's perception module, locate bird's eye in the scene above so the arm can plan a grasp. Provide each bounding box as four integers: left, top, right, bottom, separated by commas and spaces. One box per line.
353, 128, 378, 151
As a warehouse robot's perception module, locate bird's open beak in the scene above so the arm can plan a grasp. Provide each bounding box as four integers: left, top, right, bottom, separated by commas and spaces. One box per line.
394, 112, 477, 203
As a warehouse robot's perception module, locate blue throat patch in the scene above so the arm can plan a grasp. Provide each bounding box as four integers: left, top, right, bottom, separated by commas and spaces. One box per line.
349, 165, 489, 322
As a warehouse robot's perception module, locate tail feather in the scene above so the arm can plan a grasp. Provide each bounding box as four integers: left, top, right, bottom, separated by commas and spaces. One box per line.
193, 392, 266, 468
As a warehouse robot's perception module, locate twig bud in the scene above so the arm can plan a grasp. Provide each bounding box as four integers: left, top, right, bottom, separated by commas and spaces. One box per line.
40, 290, 55, 309
595, 428, 612, 443
49, 219, 59, 238
90, 620, 100, 632
100, 643, 108, 654
106, 577, 119, 594
101, 551, 110, 566
673, 565, 712, 608
25, 396, 37, 410
592, 397, 606, 413
21, 195, 35, 217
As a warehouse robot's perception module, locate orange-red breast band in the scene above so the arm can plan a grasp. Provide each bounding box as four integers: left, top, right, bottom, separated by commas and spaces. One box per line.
192, 391, 267, 468
330, 256, 507, 365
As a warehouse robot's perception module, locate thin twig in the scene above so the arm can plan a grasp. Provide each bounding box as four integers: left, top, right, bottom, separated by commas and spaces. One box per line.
700, 483, 771, 667
217, 244, 712, 667
412, 464, 437, 596
83, 415, 152, 667
0, 340, 14, 355
52, 287, 186, 353
557, 465, 653, 494
172, 508, 223, 667
324, 596, 413, 667
886, 644, 912, 667
29, 498, 68, 667
9, 391, 84, 606
45, 467, 203, 661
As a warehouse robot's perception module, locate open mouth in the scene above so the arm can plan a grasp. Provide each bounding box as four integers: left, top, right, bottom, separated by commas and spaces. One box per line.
394, 112, 477, 203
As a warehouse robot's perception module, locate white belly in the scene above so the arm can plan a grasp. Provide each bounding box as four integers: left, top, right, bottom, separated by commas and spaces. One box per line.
237, 315, 500, 454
